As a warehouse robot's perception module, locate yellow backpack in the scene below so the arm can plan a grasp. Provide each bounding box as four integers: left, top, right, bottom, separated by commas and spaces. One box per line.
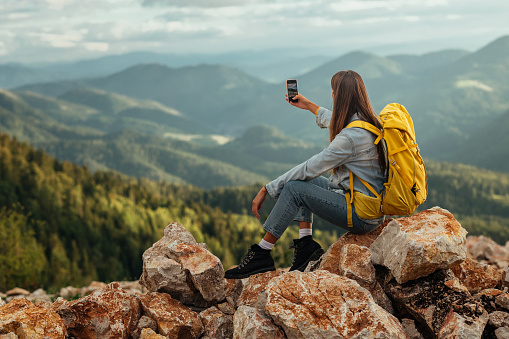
344, 103, 427, 227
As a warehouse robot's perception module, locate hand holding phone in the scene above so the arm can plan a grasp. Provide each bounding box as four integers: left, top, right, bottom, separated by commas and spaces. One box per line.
285, 88, 320, 115
286, 79, 298, 103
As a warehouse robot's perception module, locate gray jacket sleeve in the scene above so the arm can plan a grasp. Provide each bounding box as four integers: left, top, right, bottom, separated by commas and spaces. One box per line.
265, 132, 354, 199
316, 107, 332, 129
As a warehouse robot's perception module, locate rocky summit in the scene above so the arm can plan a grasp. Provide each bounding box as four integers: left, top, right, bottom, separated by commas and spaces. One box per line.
1, 207, 509, 338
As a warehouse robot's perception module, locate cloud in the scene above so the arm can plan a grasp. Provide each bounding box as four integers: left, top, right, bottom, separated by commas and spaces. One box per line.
142, 0, 263, 7
83, 42, 109, 51
0, 0, 507, 64
31, 30, 85, 48
0, 42, 7, 56
44, 0, 74, 10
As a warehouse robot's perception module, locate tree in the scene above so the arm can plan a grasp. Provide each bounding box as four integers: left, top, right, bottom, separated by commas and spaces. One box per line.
0, 207, 47, 291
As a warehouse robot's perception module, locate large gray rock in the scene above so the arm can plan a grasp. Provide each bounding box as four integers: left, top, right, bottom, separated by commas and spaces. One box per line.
370, 207, 467, 284
139, 222, 227, 306
265, 270, 407, 339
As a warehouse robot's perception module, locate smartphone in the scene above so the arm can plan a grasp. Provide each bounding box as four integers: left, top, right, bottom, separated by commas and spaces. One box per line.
286, 79, 298, 103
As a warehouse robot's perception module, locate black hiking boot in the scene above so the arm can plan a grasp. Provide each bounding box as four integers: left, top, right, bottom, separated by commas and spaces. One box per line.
224, 244, 276, 279
289, 235, 324, 272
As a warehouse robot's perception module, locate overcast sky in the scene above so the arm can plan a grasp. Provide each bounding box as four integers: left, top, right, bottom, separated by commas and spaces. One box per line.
0, 0, 508, 64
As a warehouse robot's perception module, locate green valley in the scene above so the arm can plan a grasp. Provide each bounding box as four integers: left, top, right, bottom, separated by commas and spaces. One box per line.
1, 132, 509, 293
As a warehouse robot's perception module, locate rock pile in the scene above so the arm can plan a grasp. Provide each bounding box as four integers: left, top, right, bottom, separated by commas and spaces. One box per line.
2, 207, 509, 338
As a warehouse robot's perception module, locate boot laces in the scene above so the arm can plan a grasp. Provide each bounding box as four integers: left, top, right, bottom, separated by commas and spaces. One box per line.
289, 243, 298, 266
239, 249, 255, 268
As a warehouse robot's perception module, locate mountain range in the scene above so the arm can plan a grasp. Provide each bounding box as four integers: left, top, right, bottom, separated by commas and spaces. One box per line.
0, 35, 508, 185
0, 49, 332, 88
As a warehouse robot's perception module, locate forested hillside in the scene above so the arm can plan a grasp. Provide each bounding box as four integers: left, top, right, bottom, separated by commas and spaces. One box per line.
448, 109, 509, 172
1, 133, 508, 293
0, 133, 337, 292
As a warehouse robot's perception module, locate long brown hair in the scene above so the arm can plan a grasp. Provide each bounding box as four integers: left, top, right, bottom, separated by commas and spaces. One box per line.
330, 70, 386, 174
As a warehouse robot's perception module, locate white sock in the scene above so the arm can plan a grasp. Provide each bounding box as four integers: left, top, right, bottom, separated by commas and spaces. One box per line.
258, 239, 274, 250
299, 228, 313, 239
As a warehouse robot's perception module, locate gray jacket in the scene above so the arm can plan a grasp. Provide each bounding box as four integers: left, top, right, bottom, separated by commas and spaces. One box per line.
266, 107, 385, 204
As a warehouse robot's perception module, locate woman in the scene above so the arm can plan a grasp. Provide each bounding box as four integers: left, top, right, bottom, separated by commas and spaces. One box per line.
224, 70, 387, 279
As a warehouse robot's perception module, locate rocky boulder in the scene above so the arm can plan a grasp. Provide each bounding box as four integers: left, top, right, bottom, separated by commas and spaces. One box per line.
236, 270, 282, 309
496, 293, 509, 310
139, 222, 226, 307
6, 287, 29, 297
438, 308, 489, 339
338, 244, 375, 286
265, 270, 407, 338
467, 235, 509, 268
137, 292, 204, 338
233, 306, 286, 339
56, 282, 140, 339
131, 315, 158, 339
370, 207, 467, 284
318, 218, 391, 275
26, 288, 52, 303
224, 278, 244, 310
502, 268, 509, 290
387, 269, 486, 338
401, 318, 426, 339
451, 257, 502, 293
338, 244, 394, 314
473, 289, 506, 313
139, 328, 166, 339
489, 311, 509, 328
5, 287, 30, 303
471, 289, 509, 338
0, 298, 66, 338
58, 280, 146, 300
200, 306, 234, 339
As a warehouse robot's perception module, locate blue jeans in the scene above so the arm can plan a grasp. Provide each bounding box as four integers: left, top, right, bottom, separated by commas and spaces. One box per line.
263, 177, 381, 239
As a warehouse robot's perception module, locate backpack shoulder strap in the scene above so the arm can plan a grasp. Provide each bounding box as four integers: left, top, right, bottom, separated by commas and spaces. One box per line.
345, 121, 383, 145
344, 121, 385, 227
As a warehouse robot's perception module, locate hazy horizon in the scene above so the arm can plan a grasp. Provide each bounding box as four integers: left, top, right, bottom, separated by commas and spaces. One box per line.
1, 0, 508, 65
